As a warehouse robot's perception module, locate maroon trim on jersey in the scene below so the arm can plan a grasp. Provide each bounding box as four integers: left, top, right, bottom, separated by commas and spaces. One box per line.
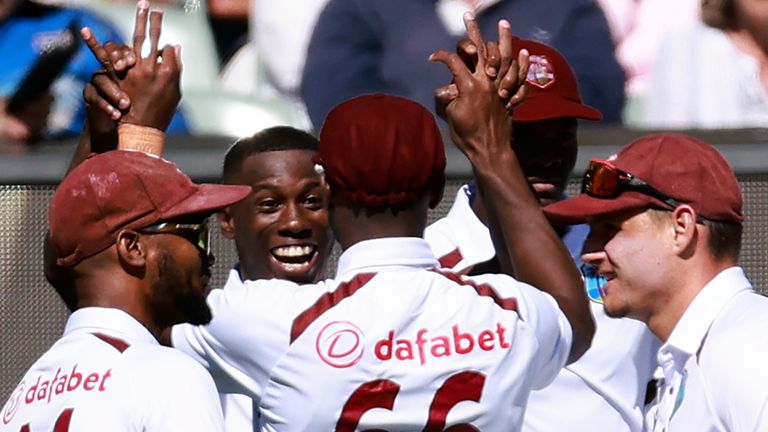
54, 408, 74, 431
92, 333, 130, 353
430, 269, 518, 313
437, 248, 463, 269
290, 272, 376, 343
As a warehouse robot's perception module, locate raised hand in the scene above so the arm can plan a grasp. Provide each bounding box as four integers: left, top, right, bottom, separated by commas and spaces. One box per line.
430, 13, 593, 364
82, 0, 181, 132
434, 18, 529, 121
430, 13, 527, 162
81, 39, 135, 151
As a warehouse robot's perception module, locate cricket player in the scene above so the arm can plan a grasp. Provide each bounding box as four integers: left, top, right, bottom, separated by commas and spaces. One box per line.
0, 150, 250, 431
426, 38, 659, 432
64, 5, 335, 429
216, 127, 333, 430
545, 133, 768, 431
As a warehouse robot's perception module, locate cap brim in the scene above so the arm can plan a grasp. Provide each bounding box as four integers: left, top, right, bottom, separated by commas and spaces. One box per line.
163, 183, 251, 220
543, 192, 659, 225
513, 98, 603, 122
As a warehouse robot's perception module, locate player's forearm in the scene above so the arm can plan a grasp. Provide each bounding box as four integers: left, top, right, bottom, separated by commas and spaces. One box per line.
470, 148, 594, 362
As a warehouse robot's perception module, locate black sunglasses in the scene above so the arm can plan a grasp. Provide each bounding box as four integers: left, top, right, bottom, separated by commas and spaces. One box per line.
139, 220, 213, 262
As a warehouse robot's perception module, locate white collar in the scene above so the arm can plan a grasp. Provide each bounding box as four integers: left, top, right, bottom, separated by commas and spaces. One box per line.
660, 267, 752, 371
445, 185, 496, 266
64, 307, 158, 345
336, 237, 440, 278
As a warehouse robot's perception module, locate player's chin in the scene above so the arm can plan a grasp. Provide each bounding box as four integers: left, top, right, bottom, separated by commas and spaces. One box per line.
601, 283, 627, 319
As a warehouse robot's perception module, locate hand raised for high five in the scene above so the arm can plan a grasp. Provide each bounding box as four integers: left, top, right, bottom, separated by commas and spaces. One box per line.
433, 15, 529, 121
430, 13, 594, 364
430, 13, 529, 162
81, 0, 181, 133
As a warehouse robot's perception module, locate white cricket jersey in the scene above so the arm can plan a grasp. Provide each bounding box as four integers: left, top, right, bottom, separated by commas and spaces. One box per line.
173, 237, 572, 431
424, 185, 659, 432
0, 308, 224, 432
645, 267, 768, 432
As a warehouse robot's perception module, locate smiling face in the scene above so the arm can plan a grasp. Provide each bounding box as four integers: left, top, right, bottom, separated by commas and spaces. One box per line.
220, 149, 332, 283
513, 118, 578, 207
580, 208, 675, 322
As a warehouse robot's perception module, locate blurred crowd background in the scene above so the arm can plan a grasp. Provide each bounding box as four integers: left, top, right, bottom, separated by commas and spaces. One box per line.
0, 0, 766, 150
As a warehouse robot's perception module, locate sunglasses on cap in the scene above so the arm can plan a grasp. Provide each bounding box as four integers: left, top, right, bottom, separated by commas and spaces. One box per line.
582, 159, 687, 209
581, 264, 606, 304
582, 159, 707, 223
139, 219, 213, 263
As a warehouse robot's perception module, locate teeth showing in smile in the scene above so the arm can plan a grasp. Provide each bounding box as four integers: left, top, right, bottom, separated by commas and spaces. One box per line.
273, 245, 313, 258
271, 245, 316, 265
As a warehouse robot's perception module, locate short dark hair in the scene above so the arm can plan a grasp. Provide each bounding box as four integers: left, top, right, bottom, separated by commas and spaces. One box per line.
222, 126, 319, 183
701, 0, 736, 30
706, 219, 742, 261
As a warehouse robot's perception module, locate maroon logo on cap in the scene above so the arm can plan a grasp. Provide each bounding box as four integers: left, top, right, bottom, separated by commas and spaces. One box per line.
2, 381, 23, 424
526, 55, 556, 89
316, 321, 365, 368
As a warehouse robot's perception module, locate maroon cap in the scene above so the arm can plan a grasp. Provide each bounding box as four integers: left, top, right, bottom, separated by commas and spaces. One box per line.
544, 134, 743, 225
49, 150, 251, 266
512, 38, 602, 122
316, 94, 446, 207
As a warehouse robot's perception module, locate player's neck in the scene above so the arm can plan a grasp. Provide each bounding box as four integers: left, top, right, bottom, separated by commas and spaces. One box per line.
72, 270, 163, 340
332, 200, 429, 251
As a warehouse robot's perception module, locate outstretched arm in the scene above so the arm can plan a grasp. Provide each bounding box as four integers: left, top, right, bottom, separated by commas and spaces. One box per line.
431, 14, 593, 364
69, 0, 181, 171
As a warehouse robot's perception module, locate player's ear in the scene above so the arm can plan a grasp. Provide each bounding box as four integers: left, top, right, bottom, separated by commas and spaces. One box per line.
670, 205, 698, 256
218, 207, 236, 239
115, 229, 148, 268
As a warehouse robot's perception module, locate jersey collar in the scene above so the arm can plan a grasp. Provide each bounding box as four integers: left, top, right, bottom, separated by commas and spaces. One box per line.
64, 307, 159, 346
336, 237, 440, 278
658, 267, 752, 378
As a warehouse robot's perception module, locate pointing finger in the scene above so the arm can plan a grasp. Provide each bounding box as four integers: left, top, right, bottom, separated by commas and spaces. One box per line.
80, 27, 119, 81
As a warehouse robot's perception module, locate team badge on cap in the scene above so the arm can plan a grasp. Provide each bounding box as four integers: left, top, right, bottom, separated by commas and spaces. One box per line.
526, 55, 556, 89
